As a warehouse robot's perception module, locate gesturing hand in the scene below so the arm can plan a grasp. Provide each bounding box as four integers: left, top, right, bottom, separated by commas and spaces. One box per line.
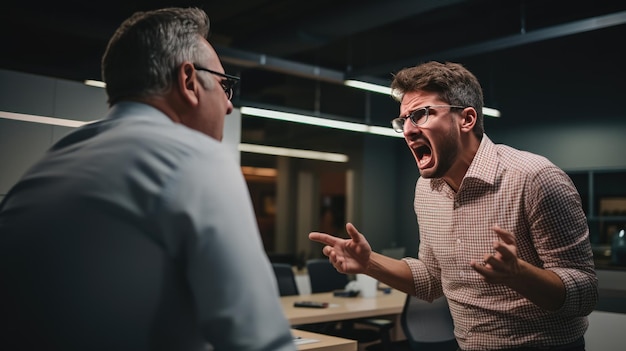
308, 222, 371, 274
470, 225, 521, 284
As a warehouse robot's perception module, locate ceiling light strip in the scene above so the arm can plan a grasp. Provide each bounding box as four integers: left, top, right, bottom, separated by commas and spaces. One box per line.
343, 80, 501, 118
344, 80, 392, 95
482, 106, 501, 118
238, 143, 348, 163
84, 80, 107, 88
0, 111, 90, 127
240, 106, 368, 132
0, 110, 351, 162
240, 106, 403, 138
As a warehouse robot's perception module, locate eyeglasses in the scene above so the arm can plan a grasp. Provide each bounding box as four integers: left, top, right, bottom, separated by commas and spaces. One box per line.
391, 105, 466, 133
193, 65, 240, 100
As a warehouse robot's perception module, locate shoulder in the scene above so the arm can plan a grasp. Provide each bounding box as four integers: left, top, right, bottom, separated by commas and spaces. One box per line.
493, 143, 561, 176
492, 144, 575, 202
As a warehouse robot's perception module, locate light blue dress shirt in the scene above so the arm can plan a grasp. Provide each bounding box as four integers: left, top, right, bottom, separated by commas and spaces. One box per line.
0, 102, 296, 351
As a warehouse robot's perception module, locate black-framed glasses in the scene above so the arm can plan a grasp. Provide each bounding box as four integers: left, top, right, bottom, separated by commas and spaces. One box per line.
391, 105, 466, 133
193, 65, 240, 100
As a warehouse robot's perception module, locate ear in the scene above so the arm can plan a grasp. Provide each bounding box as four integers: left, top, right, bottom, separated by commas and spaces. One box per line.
459, 107, 477, 133
176, 62, 200, 107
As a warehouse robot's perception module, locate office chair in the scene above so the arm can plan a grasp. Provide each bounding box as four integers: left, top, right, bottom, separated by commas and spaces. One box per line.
306, 258, 350, 293
302, 259, 396, 345
365, 295, 458, 351
271, 263, 300, 296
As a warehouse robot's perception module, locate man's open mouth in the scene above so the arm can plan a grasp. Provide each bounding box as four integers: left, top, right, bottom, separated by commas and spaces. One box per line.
416, 144, 432, 167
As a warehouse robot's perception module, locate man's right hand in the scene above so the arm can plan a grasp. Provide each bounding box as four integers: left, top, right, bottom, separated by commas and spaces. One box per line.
308, 222, 372, 274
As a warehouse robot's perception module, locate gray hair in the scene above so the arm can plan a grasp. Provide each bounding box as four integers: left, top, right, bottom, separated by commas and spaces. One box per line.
102, 7, 211, 105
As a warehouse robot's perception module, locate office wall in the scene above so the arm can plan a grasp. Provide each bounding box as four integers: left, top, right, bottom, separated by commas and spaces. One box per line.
0, 69, 241, 202
0, 69, 108, 201
489, 121, 626, 171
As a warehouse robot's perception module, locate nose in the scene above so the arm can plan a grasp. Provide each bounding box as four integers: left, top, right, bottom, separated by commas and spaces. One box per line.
225, 100, 234, 115
403, 121, 421, 139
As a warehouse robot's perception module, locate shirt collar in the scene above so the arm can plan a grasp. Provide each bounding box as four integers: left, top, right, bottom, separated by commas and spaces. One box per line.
430, 134, 499, 192
464, 134, 498, 186
105, 101, 174, 125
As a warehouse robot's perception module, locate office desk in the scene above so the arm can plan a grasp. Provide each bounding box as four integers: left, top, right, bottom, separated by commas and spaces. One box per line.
292, 329, 357, 351
282, 289, 406, 325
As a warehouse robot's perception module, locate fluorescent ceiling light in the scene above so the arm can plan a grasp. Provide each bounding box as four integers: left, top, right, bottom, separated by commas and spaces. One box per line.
482, 106, 501, 118
240, 106, 368, 133
0, 110, 350, 162
344, 80, 392, 95
240, 106, 402, 138
239, 143, 349, 163
343, 79, 502, 118
84, 80, 107, 88
0, 111, 91, 127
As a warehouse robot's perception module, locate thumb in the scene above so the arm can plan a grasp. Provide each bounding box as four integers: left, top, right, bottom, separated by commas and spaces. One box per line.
345, 222, 362, 243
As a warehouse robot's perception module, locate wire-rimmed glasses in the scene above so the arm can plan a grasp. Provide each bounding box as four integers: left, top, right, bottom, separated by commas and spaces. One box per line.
193, 65, 240, 100
391, 105, 466, 133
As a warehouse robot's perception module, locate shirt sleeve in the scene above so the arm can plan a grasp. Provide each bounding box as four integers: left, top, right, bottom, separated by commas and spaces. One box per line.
155, 144, 296, 351
526, 165, 599, 316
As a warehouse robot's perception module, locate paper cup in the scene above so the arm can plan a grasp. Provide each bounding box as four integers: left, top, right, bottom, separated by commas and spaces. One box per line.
356, 274, 378, 298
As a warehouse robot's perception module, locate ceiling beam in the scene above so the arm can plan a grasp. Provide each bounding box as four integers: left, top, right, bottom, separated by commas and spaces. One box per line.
218, 46, 346, 84
219, 10, 626, 88
235, 0, 468, 56
351, 10, 626, 77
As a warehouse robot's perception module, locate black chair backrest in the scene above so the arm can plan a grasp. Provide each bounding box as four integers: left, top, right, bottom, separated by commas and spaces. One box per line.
401, 295, 458, 351
306, 258, 349, 293
271, 263, 299, 296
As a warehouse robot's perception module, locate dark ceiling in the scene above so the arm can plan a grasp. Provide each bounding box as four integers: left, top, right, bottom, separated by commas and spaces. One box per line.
2, 0, 625, 164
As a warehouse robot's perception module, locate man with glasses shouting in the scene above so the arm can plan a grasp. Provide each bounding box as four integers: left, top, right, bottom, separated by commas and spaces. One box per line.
310, 61, 597, 351
0, 7, 296, 351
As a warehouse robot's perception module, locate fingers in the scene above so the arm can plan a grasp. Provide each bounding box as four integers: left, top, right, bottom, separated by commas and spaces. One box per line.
345, 222, 361, 243
309, 222, 361, 245
470, 226, 521, 283
309, 232, 340, 246
491, 226, 517, 261
493, 241, 515, 261
492, 225, 515, 245
469, 259, 489, 276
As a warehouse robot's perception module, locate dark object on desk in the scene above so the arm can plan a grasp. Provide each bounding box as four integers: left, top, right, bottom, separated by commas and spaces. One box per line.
294, 301, 329, 308
366, 295, 458, 351
272, 263, 300, 297
333, 289, 360, 297
307, 258, 351, 293
379, 286, 392, 294
300, 259, 396, 345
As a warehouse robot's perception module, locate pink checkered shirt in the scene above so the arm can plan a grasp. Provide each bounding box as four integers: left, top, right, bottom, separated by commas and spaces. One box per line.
403, 135, 598, 351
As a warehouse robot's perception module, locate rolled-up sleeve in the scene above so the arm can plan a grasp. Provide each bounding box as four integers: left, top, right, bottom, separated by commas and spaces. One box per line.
527, 166, 598, 316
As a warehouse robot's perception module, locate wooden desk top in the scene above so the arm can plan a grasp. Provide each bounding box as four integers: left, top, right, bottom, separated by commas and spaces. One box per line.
292, 329, 357, 351
282, 289, 406, 325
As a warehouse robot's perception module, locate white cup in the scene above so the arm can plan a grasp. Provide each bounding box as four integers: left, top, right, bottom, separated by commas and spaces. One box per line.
356, 274, 378, 298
